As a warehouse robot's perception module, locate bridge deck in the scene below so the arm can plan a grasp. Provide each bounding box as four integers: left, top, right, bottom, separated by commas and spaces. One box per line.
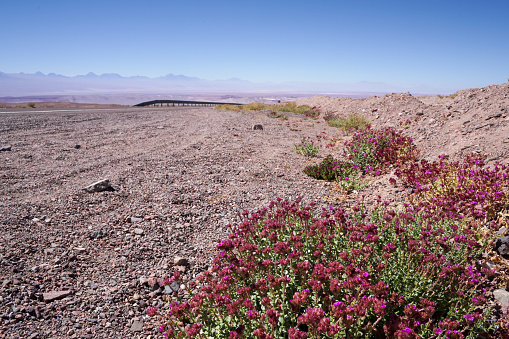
133, 100, 243, 107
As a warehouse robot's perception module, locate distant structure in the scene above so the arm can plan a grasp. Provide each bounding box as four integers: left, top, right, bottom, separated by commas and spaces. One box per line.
133, 100, 243, 107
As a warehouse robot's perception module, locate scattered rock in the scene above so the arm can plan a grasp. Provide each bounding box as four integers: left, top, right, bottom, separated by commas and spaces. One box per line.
134, 228, 144, 235
130, 319, 144, 332
127, 216, 143, 223
83, 179, 112, 193
43, 290, 73, 302
0, 145, 12, 151
252, 124, 264, 130
494, 289, 509, 310
494, 236, 509, 258
74, 144, 81, 149
174, 256, 189, 266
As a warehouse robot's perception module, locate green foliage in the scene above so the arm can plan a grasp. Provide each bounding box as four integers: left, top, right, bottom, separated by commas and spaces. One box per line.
294, 137, 319, 157
267, 111, 288, 120
215, 102, 318, 115
325, 113, 371, 132
27, 102, 36, 108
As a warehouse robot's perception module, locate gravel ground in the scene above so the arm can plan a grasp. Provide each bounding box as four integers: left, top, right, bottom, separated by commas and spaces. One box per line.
0, 106, 343, 338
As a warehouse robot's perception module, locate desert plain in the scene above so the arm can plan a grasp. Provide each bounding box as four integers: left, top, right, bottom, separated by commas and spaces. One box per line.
1, 81, 509, 338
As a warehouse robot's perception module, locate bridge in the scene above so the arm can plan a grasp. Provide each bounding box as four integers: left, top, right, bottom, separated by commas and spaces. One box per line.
133, 100, 243, 107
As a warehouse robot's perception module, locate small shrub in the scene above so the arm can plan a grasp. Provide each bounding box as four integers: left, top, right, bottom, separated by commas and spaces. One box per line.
336, 171, 369, 193
276, 102, 313, 114
153, 198, 503, 338
267, 111, 288, 120
325, 113, 371, 132
303, 108, 321, 119
244, 102, 271, 111
295, 138, 319, 157
28, 102, 36, 108
304, 155, 354, 181
214, 104, 243, 111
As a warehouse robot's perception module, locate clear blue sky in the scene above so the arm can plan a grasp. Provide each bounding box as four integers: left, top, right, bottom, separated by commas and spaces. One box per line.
1, 0, 508, 92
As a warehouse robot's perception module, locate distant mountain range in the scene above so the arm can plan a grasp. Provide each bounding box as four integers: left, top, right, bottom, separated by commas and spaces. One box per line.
0, 71, 447, 100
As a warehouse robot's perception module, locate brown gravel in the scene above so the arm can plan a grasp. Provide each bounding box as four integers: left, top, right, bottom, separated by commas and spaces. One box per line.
1, 81, 508, 338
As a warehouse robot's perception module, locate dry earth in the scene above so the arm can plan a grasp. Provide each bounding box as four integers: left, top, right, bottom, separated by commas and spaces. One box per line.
0, 81, 508, 338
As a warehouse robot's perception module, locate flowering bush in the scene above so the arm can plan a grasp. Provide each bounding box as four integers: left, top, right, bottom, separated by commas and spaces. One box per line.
304, 127, 418, 183
304, 155, 357, 181
344, 127, 419, 175
152, 198, 503, 338
395, 154, 509, 223
295, 138, 320, 157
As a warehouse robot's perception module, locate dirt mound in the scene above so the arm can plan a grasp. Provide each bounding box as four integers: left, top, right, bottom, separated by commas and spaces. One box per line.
296, 82, 509, 162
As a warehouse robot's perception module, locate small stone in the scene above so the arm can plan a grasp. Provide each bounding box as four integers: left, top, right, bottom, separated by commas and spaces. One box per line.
416, 112, 423, 116
174, 256, 188, 266
43, 290, 73, 302
74, 144, 81, 149
463, 120, 470, 125
134, 228, 144, 235
127, 216, 143, 223
494, 289, 509, 310
131, 319, 144, 332
170, 281, 180, 292
83, 179, 112, 193
494, 236, 509, 258
0, 145, 12, 152
252, 124, 263, 130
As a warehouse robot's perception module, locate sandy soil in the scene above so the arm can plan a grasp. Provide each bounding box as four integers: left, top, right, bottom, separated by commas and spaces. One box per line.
0, 81, 508, 338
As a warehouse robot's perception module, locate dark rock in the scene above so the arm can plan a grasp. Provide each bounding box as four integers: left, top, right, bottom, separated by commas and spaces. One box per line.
416, 112, 423, 116
174, 256, 189, 266
83, 179, 112, 193
0, 145, 12, 152
74, 144, 81, 149
494, 236, 509, 258
252, 124, 263, 130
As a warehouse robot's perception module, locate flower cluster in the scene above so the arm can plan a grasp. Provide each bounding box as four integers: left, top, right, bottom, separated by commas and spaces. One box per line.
395, 153, 509, 222
343, 127, 419, 175
304, 127, 418, 185
153, 197, 503, 338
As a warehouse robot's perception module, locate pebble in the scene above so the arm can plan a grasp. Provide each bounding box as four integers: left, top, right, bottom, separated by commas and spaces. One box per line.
43, 290, 73, 302
83, 179, 112, 193
131, 319, 144, 332
0, 145, 12, 151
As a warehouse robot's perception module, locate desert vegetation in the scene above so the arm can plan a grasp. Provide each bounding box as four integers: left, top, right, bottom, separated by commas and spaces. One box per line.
323, 113, 371, 133
150, 125, 509, 338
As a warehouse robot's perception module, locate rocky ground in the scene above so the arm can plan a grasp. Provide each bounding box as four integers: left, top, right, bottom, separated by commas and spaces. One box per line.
0, 81, 508, 338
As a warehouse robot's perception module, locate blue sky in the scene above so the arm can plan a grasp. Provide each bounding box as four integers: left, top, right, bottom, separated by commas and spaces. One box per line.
1, 0, 508, 92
